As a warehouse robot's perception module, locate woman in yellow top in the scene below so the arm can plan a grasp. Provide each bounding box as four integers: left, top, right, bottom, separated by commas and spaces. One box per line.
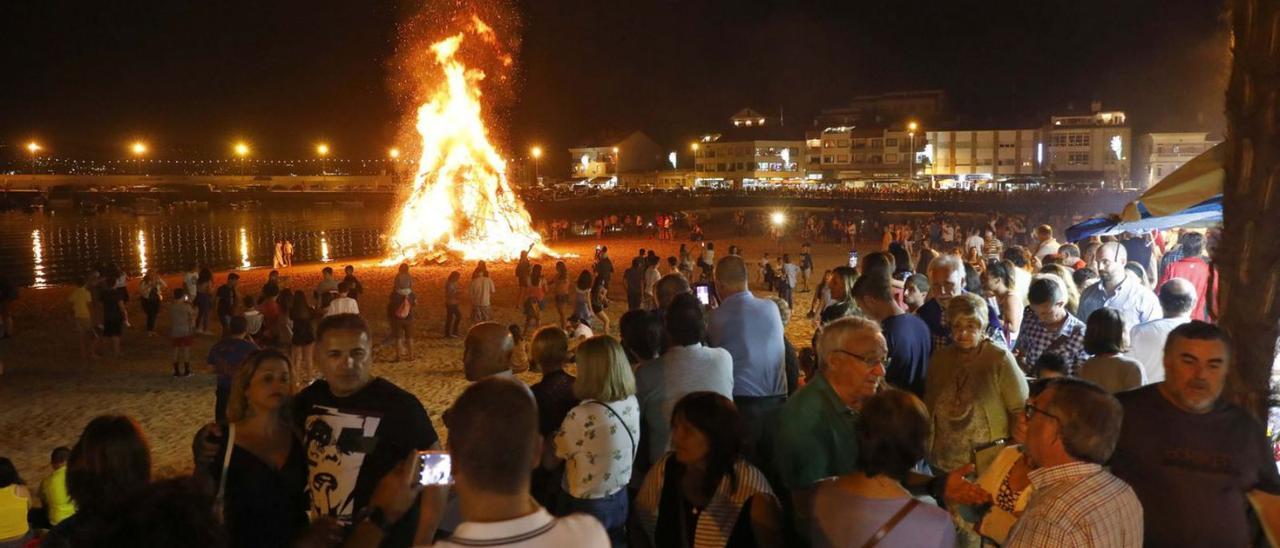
0, 457, 31, 547
38, 447, 76, 527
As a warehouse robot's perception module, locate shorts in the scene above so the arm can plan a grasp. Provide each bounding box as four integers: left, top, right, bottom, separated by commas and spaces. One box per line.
117, 287, 130, 303
171, 336, 193, 347
391, 317, 412, 338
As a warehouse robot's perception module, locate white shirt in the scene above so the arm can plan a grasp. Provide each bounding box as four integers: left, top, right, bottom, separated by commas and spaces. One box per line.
470, 277, 495, 307
965, 235, 985, 255
570, 323, 593, 341
1034, 238, 1061, 262
325, 296, 359, 316
1077, 272, 1163, 334
554, 395, 640, 499
782, 263, 800, 288
427, 507, 608, 548
1127, 316, 1191, 384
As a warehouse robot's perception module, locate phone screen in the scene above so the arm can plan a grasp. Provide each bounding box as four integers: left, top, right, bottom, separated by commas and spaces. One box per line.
416, 450, 454, 486
695, 285, 710, 306
848, 251, 859, 269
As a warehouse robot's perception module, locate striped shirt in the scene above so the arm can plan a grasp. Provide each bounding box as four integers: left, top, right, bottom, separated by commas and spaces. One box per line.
1005, 462, 1143, 548
635, 454, 776, 548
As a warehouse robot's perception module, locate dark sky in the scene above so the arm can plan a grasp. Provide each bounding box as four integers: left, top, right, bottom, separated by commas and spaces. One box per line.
1, 0, 1229, 174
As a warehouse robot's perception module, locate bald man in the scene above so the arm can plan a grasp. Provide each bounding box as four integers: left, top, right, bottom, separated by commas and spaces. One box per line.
655, 273, 691, 311
463, 321, 515, 381
1127, 277, 1196, 383
1077, 241, 1161, 332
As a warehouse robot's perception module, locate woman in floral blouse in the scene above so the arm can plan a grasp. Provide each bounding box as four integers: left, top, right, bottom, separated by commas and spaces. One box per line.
553, 335, 640, 545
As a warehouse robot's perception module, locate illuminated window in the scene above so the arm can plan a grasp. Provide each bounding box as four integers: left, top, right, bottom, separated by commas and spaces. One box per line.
1068, 134, 1090, 147
1068, 152, 1090, 165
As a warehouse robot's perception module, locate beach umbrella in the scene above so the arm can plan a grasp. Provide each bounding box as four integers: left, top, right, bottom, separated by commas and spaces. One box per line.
1066, 142, 1225, 241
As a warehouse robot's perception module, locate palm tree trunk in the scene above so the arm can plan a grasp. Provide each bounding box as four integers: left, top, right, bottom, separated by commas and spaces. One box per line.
1219, 0, 1280, 418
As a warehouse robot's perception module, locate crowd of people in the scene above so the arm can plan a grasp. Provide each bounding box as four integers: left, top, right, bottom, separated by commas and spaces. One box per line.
1, 206, 1274, 548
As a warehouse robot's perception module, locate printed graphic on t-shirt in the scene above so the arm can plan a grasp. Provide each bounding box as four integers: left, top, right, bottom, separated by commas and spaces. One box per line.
304, 405, 381, 523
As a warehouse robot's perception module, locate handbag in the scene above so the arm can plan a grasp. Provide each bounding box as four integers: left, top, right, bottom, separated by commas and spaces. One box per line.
591, 401, 636, 460
213, 423, 236, 521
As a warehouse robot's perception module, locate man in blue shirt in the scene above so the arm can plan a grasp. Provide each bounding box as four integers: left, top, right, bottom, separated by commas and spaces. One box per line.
708, 255, 786, 464
851, 270, 932, 397
207, 316, 258, 423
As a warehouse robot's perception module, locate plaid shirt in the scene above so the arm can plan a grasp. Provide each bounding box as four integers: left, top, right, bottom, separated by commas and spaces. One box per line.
1013, 309, 1088, 375
1006, 462, 1143, 548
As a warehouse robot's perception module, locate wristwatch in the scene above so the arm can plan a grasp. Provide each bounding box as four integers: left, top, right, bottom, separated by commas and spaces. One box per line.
356, 505, 392, 533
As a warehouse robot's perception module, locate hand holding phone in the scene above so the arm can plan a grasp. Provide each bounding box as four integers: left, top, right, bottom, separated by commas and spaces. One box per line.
416, 450, 454, 486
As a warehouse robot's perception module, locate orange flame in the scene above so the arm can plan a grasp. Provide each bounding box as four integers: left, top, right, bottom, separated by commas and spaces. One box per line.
389, 18, 555, 262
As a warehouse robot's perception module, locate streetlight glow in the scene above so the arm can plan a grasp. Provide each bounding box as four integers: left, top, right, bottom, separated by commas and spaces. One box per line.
233, 142, 250, 157
908, 121, 918, 132
690, 143, 700, 152
130, 141, 148, 156
530, 146, 543, 159
388, 147, 401, 159
771, 211, 787, 226
316, 143, 330, 157
26, 142, 41, 154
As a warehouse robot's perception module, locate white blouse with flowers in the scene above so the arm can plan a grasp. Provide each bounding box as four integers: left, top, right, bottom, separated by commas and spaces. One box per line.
554, 395, 641, 499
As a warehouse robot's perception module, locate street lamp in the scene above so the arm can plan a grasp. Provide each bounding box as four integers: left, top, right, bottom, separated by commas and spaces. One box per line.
26, 142, 41, 174
233, 141, 250, 176
612, 146, 621, 186
530, 146, 543, 187
316, 143, 330, 175
130, 141, 148, 176
388, 147, 401, 160
907, 121, 919, 180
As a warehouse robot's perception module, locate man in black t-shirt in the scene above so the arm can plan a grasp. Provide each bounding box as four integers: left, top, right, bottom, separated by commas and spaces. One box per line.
342, 265, 364, 303
1110, 321, 1280, 547
294, 313, 440, 547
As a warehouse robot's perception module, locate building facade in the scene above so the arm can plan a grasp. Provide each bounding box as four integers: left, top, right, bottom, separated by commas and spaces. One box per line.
1137, 132, 1221, 188
1043, 105, 1131, 187
926, 128, 1040, 180
567, 131, 665, 187
806, 125, 920, 182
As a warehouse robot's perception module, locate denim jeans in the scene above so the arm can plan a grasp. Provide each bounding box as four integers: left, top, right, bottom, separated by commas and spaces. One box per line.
558, 488, 628, 546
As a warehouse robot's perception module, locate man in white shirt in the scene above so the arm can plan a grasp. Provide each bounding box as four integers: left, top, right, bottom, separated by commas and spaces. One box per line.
348, 378, 609, 548
1127, 278, 1195, 384
1032, 224, 1061, 263
1077, 242, 1162, 333
470, 270, 495, 323
964, 228, 985, 257
780, 254, 801, 308
325, 281, 360, 317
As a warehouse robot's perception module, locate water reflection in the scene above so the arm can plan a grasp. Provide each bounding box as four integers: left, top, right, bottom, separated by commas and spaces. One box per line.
137, 228, 149, 275
0, 207, 391, 287
239, 227, 251, 269
31, 229, 47, 288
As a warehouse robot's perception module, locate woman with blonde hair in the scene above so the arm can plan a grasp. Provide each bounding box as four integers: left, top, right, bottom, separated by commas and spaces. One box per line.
196, 349, 317, 548
553, 335, 640, 544
1035, 266, 1081, 316
819, 266, 862, 325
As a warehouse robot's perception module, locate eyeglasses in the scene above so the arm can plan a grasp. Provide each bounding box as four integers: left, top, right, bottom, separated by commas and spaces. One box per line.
1023, 403, 1060, 421
831, 349, 891, 369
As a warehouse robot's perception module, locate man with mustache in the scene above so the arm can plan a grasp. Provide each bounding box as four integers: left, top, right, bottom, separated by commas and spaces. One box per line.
1109, 321, 1280, 547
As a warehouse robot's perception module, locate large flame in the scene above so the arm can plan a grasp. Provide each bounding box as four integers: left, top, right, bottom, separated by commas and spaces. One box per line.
390, 17, 554, 262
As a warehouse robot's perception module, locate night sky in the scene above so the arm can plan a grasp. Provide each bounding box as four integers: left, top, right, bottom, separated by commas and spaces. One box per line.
1, 0, 1229, 174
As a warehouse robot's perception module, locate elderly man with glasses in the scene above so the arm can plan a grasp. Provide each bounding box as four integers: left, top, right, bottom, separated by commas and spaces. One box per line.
775, 316, 990, 541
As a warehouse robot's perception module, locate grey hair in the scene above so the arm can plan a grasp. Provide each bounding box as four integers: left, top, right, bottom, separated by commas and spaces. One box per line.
928, 253, 964, 276
817, 316, 881, 368
1043, 377, 1124, 464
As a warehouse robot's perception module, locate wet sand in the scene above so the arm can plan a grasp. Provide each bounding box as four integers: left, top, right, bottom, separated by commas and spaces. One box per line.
0, 232, 862, 480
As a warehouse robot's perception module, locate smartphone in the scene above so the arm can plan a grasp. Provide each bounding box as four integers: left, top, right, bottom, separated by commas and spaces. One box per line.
847, 250, 859, 269
695, 285, 711, 306
416, 450, 454, 486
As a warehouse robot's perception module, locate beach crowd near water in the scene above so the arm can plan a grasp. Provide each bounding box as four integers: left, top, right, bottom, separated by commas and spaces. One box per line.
0, 202, 1271, 548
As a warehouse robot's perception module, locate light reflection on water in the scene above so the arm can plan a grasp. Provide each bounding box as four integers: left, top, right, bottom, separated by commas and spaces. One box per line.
0, 207, 392, 287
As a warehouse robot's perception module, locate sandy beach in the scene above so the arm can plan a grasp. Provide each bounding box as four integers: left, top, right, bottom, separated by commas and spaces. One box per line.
0, 232, 860, 481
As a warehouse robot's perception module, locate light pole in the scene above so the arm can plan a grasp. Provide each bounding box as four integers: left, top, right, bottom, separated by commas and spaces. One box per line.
130, 141, 148, 176
530, 146, 542, 187
388, 147, 401, 180
316, 143, 331, 175
234, 142, 250, 176
907, 121, 918, 181
690, 143, 699, 189
26, 142, 41, 175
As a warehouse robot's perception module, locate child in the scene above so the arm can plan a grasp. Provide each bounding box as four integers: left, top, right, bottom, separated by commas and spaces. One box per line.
169, 288, 195, 376
509, 324, 529, 373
